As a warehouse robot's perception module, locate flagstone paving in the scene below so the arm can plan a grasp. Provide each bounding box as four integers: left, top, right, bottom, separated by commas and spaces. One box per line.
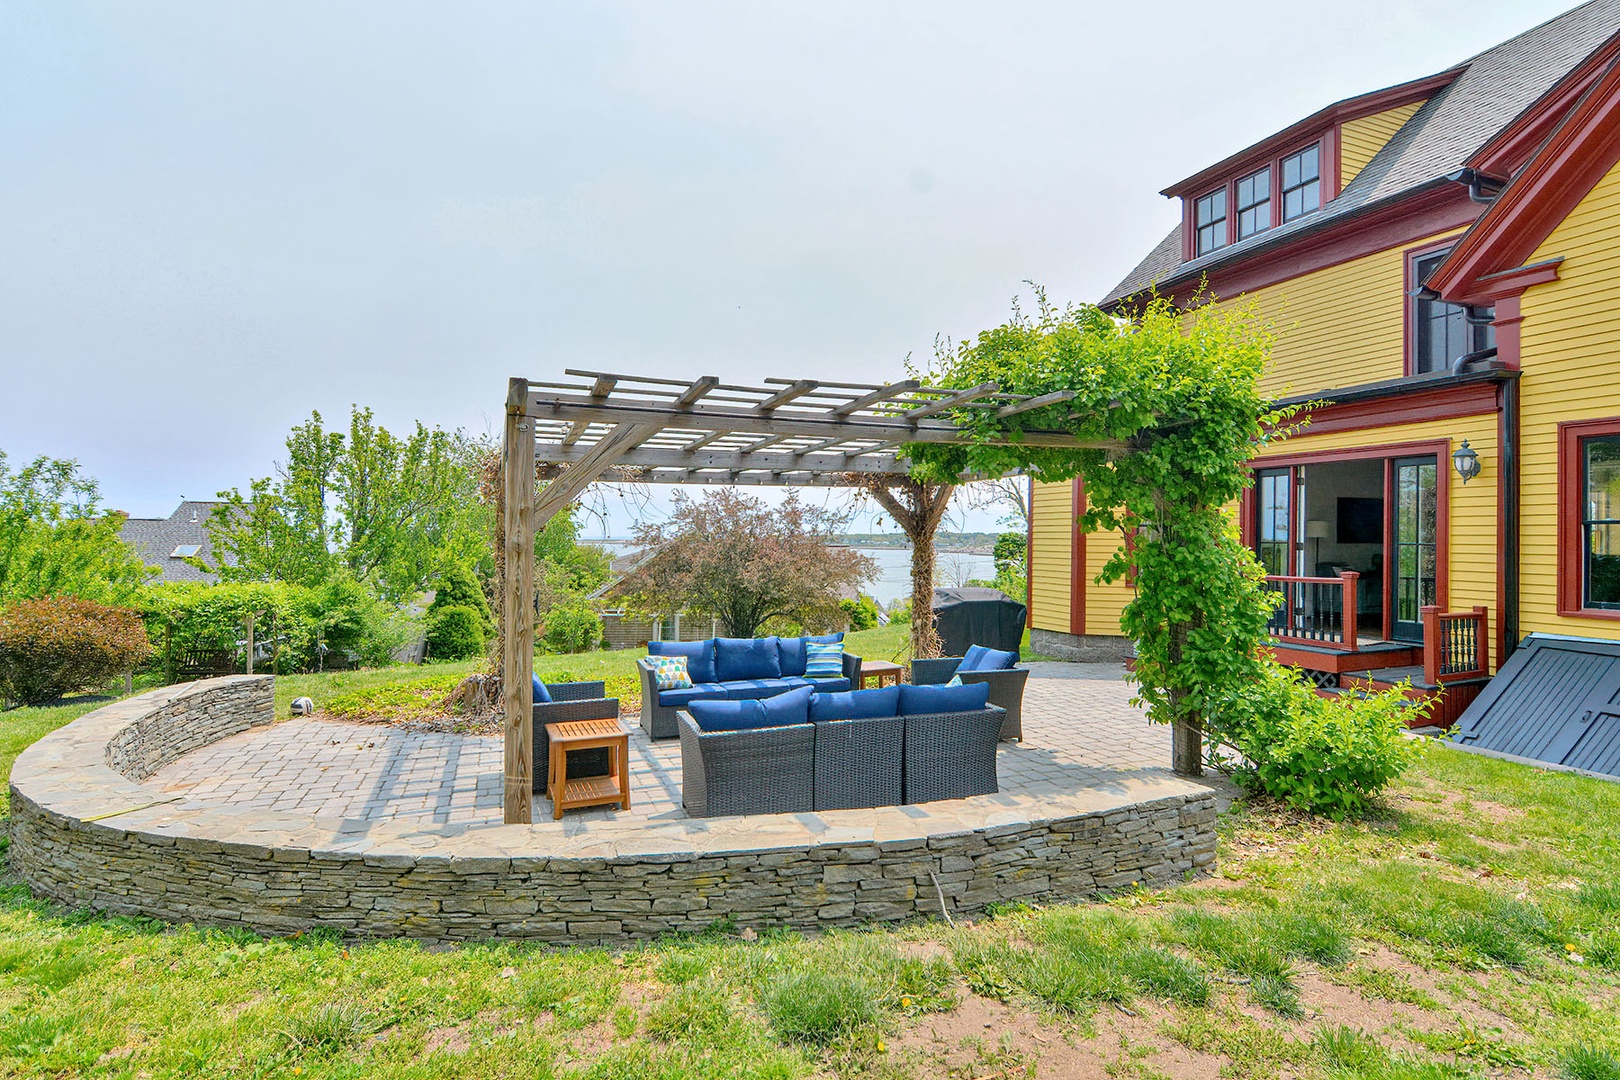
147, 662, 1172, 826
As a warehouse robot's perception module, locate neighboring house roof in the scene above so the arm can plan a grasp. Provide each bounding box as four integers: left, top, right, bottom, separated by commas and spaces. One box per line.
1101, 0, 1620, 306
118, 500, 234, 584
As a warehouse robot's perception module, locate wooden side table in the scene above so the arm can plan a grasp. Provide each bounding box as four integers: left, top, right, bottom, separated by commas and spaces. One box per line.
544, 718, 631, 820
860, 659, 904, 688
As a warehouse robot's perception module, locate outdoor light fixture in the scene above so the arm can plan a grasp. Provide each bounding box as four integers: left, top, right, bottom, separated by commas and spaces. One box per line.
1453, 440, 1482, 484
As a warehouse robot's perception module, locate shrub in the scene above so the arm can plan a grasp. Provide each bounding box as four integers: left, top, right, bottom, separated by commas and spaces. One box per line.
427, 560, 492, 633
543, 601, 602, 655
839, 594, 882, 632
1222, 665, 1425, 818
424, 605, 485, 661
0, 598, 153, 706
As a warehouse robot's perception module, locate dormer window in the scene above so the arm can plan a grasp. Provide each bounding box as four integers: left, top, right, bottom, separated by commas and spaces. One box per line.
1194, 190, 1227, 256
1281, 145, 1320, 221
1235, 168, 1271, 239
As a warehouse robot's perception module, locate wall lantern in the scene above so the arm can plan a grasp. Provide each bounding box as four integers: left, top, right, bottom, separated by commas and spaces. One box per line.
1453, 440, 1482, 485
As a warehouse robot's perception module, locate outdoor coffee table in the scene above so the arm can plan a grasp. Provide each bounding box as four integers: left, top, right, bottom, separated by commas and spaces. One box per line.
544, 718, 631, 820
860, 659, 904, 688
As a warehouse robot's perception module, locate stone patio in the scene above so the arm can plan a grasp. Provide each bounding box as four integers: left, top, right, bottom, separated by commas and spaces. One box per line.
146, 662, 1169, 827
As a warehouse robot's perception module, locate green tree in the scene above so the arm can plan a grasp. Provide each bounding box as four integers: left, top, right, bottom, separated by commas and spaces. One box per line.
428, 560, 493, 633
0, 451, 153, 604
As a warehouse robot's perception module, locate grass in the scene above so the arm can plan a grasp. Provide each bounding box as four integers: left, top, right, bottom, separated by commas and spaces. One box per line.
4, 654, 1620, 1076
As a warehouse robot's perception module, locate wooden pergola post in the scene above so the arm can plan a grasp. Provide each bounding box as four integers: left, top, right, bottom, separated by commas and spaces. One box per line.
502, 378, 536, 823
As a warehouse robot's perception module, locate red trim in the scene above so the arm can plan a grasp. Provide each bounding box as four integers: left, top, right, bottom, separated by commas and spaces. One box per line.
1472, 31, 1620, 176
1557, 417, 1620, 620
1069, 478, 1086, 637
1025, 476, 1034, 621
1282, 378, 1499, 438
1149, 185, 1479, 311
1430, 55, 1620, 305
1321, 124, 1342, 202
1475, 258, 1563, 298
1252, 438, 1452, 612
1402, 237, 1462, 376
1163, 68, 1461, 198
1491, 295, 1524, 369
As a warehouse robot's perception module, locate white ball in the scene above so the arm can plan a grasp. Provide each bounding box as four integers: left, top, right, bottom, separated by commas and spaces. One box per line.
291, 696, 316, 716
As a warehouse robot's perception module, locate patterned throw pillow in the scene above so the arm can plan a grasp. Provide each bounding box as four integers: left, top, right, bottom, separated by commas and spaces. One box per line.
946, 674, 963, 687
804, 641, 844, 679
650, 654, 693, 690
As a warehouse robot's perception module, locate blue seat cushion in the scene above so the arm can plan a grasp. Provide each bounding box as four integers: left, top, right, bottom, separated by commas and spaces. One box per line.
809, 685, 900, 722
777, 632, 844, 677
723, 677, 811, 700
657, 683, 729, 707
959, 645, 1019, 672
688, 692, 810, 732
532, 674, 552, 704
714, 637, 782, 681
759, 685, 813, 726
898, 681, 991, 716
648, 639, 718, 684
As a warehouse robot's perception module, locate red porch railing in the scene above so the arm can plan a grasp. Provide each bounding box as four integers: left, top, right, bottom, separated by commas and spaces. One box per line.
1421, 605, 1490, 683
1262, 572, 1359, 651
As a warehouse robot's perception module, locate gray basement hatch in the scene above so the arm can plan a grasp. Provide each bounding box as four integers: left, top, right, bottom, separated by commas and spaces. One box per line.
1450, 633, 1620, 779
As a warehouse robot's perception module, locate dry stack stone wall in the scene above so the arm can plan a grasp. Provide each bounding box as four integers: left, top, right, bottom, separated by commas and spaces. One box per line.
10, 677, 1218, 943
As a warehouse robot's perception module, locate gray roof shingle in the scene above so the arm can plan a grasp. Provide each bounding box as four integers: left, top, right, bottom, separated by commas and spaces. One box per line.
119, 501, 235, 584
1101, 0, 1620, 306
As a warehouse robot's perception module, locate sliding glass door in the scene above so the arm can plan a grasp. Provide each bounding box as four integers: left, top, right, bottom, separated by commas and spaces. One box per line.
1391, 456, 1438, 643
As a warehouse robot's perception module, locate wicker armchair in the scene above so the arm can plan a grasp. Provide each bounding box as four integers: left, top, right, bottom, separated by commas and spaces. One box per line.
910, 657, 1029, 742
813, 715, 903, 811
677, 712, 815, 817
903, 704, 1005, 804
532, 680, 620, 790
638, 651, 864, 740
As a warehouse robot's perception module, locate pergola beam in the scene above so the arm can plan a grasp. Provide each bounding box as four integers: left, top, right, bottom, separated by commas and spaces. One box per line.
831, 380, 920, 417
756, 379, 818, 411
539, 444, 904, 474
998, 389, 1076, 418
901, 382, 1000, 422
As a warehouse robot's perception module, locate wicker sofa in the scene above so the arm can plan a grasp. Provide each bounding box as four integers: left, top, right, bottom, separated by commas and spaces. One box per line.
531, 680, 620, 790
676, 685, 1004, 817
637, 634, 862, 739
911, 651, 1029, 742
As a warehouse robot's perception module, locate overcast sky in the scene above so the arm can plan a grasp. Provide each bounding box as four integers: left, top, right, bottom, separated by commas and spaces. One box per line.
1, 0, 1578, 532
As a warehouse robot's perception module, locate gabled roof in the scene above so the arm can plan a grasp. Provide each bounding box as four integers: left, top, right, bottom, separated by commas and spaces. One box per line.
118, 500, 234, 584
1428, 47, 1620, 304
1101, 0, 1620, 307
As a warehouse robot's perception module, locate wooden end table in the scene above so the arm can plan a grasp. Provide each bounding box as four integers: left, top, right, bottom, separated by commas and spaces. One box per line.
545, 718, 631, 820
860, 659, 904, 688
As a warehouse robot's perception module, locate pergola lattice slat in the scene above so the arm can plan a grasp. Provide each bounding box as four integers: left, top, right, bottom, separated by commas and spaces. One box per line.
499, 370, 1115, 823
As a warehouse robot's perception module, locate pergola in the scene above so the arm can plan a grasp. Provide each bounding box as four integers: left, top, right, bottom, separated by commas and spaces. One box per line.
499, 370, 1119, 822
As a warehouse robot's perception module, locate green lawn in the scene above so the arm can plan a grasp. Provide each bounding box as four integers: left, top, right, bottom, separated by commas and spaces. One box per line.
5, 647, 1615, 1077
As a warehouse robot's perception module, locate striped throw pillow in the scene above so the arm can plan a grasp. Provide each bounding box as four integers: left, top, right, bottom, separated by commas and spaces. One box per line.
650, 655, 693, 690
804, 641, 844, 679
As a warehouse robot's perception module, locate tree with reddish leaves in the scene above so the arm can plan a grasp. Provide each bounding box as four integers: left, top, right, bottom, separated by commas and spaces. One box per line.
614, 489, 875, 640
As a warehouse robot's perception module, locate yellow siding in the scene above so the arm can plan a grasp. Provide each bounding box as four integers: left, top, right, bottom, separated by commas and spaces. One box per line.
1253, 415, 1501, 640
1517, 156, 1620, 640
1213, 229, 1462, 399
1084, 529, 1134, 636
1029, 481, 1071, 632
1338, 103, 1424, 188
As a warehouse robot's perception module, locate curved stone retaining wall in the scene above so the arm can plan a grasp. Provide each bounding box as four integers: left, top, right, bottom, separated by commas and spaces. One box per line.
10, 678, 1218, 943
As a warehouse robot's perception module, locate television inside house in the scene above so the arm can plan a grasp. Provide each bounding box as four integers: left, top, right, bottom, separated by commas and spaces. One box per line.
1337, 497, 1384, 544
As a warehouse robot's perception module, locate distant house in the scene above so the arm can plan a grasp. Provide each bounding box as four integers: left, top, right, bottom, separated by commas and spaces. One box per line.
119, 501, 234, 584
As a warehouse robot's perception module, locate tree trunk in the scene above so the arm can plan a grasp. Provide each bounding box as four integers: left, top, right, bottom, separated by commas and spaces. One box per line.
864, 478, 954, 660
1155, 493, 1203, 777
1172, 717, 1203, 777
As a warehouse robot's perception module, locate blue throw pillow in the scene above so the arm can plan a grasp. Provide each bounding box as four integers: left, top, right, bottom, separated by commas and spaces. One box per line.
648, 639, 718, 684
808, 686, 900, 722
532, 674, 552, 704
959, 645, 1019, 672
714, 637, 782, 681
804, 641, 844, 679
898, 681, 991, 716
776, 632, 843, 677
688, 698, 766, 732
759, 684, 813, 726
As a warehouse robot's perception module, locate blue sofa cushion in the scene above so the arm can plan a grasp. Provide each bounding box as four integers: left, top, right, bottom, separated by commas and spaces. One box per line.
689, 694, 809, 732
806, 676, 850, 694
959, 645, 1019, 672
759, 685, 813, 726
723, 677, 812, 700
657, 683, 729, 707
648, 639, 718, 684
898, 681, 991, 716
809, 685, 900, 722
777, 632, 844, 677
715, 637, 782, 681
532, 674, 552, 704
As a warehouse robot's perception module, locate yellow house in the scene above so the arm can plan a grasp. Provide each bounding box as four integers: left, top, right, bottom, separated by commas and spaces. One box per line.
1028, 1, 1620, 744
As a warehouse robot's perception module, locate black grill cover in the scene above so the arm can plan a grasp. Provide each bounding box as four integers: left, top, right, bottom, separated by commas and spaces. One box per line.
931, 587, 1026, 659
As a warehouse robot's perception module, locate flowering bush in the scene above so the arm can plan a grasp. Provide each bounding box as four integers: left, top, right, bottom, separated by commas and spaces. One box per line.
0, 598, 153, 706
